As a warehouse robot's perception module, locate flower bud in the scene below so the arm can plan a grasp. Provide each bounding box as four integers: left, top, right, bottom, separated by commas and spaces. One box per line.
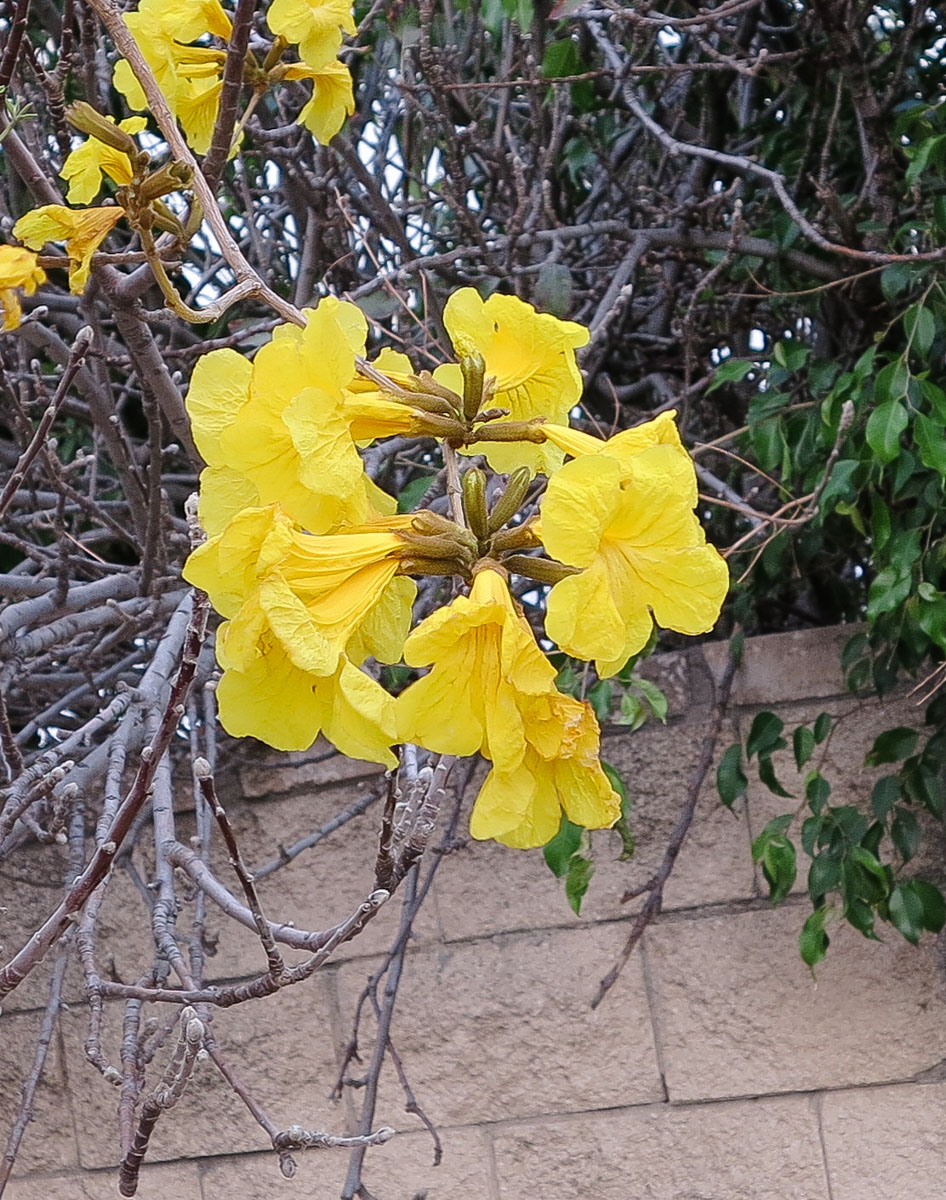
461, 468, 489, 541
488, 466, 532, 533
66, 102, 139, 155
501, 554, 580, 584
460, 349, 486, 422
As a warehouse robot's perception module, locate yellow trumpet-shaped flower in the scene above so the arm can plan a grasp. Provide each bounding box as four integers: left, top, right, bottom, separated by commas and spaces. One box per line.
540, 409, 690, 475
185, 298, 396, 535
266, 0, 356, 70
183, 503, 415, 679
436, 287, 589, 476
470, 691, 620, 848
216, 637, 397, 763
60, 117, 148, 205
283, 60, 355, 144
540, 444, 729, 677
113, 0, 230, 154
13, 205, 124, 293
0, 245, 46, 330
396, 566, 557, 773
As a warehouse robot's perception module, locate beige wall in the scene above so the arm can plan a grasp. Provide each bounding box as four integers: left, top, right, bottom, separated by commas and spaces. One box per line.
3, 626, 945, 1198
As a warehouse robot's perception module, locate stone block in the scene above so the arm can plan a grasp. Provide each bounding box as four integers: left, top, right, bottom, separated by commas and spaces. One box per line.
64, 973, 347, 1168
820, 1082, 946, 1200
198, 781, 441, 981
434, 714, 756, 942
200, 1126, 495, 1200
702, 625, 855, 705
492, 1094, 830, 1199
5, 1162, 201, 1200
647, 904, 946, 1102
336, 923, 663, 1129
0, 1008, 77, 1174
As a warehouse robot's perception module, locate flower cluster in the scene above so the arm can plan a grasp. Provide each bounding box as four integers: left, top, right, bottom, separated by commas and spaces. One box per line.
113, 0, 355, 152
184, 288, 729, 848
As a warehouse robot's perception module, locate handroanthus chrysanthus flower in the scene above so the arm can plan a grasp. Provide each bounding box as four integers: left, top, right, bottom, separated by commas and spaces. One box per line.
397, 566, 620, 846
113, 0, 231, 154
0, 245, 46, 330
13, 206, 125, 292
60, 116, 148, 205
185, 298, 395, 536
540, 430, 729, 677
183, 504, 417, 760
280, 59, 355, 143
471, 691, 620, 849
434, 287, 589, 476
265, 0, 356, 70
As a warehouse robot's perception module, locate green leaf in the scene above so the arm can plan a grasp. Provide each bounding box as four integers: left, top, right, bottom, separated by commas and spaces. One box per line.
813, 713, 833, 743
716, 743, 748, 809
912, 880, 946, 933
874, 358, 910, 404
632, 676, 668, 723
533, 262, 573, 319
865, 726, 919, 766
757, 835, 797, 905
564, 853, 594, 916
871, 775, 901, 820
808, 852, 841, 902
865, 398, 909, 463
772, 340, 810, 372
805, 771, 831, 812
587, 679, 612, 722
543, 816, 583, 878
891, 807, 921, 862
889, 881, 925, 944
793, 725, 815, 770
914, 414, 946, 475
758, 753, 793, 798
397, 474, 434, 513
799, 905, 831, 968
904, 304, 936, 357
746, 711, 785, 758
708, 358, 755, 392
866, 568, 912, 620
602, 760, 635, 861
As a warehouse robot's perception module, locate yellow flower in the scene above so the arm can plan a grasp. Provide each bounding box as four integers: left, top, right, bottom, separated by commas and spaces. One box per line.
183, 503, 414, 678
0, 245, 46, 330
217, 640, 397, 763
113, 0, 230, 154
266, 0, 356, 70
186, 298, 395, 534
540, 409, 689, 474
470, 692, 620, 848
13, 205, 124, 293
60, 117, 148, 205
396, 566, 558, 772
540, 445, 729, 676
436, 287, 589, 476
284, 59, 355, 143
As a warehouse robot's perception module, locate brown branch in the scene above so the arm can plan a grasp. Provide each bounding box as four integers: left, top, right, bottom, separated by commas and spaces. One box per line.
591, 643, 740, 1008
201, 0, 256, 189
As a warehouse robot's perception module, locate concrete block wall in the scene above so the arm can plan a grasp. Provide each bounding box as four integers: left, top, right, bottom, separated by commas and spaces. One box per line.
3, 626, 945, 1198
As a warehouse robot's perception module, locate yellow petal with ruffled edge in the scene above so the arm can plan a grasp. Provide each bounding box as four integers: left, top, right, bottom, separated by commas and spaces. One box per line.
397, 567, 555, 771
470, 693, 618, 847
442, 287, 588, 476
541, 409, 688, 476
183, 504, 295, 619
216, 642, 395, 764
288, 59, 355, 144
266, 0, 356, 69
541, 445, 728, 676
14, 205, 124, 293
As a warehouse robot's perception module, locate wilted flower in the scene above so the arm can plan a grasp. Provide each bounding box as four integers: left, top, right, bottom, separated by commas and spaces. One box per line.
13, 205, 125, 293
